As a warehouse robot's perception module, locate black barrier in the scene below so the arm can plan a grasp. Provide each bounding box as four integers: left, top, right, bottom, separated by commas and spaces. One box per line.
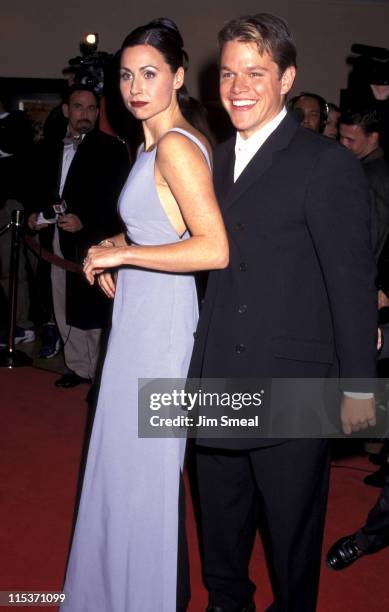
0, 210, 32, 368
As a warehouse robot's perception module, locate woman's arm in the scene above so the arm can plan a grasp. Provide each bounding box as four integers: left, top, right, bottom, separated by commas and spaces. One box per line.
83, 132, 228, 284
100, 232, 127, 247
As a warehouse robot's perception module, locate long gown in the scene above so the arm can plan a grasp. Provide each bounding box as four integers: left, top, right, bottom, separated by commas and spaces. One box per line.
61, 128, 210, 611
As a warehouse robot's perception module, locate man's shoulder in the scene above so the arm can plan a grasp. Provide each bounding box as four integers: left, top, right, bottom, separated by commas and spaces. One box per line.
364, 155, 389, 179
85, 129, 127, 152
292, 126, 362, 174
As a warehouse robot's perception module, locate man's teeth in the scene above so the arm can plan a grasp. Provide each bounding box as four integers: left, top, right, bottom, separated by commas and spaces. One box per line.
232, 100, 256, 107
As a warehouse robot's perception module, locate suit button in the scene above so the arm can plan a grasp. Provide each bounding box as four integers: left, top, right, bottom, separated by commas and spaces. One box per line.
193, 331, 199, 339
239, 262, 247, 272
235, 344, 246, 354
233, 222, 244, 232
238, 304, 247, 314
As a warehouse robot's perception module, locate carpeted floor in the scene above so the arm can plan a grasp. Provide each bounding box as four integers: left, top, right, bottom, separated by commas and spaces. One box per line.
1, 366, 388, 611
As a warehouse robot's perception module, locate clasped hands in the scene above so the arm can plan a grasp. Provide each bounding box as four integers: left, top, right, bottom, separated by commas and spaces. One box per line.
83, 240, 121, 298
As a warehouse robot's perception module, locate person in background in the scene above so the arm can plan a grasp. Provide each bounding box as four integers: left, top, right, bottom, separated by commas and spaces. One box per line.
0, 96, 34, 345
323, 102, 341, 139
339, 107, 389, 259
327, 324, 389, 570
26, 85, 129, 387
288, 91, 328, 133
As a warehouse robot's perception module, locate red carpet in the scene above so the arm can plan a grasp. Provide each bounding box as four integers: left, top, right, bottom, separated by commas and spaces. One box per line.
1, 366, 389, 611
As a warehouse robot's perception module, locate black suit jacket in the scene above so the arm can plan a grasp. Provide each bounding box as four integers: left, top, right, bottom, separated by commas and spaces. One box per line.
189, 113, 377, 448
27, 129, 129, 329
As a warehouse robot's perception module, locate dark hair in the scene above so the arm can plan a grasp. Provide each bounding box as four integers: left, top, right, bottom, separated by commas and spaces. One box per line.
289, 92, 329, 133
340, 108, 381, 136
218, 13, 297, 76
63, 84, 99, 106
120, 18, 211, 138
121, 19, 188, 107
327, 102, 340, 114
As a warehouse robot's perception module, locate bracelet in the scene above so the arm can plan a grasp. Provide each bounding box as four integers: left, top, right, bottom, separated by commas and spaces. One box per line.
98, 239, 115, 247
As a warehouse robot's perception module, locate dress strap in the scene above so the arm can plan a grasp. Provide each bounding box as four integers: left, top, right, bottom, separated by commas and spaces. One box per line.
166, 127, 211, 169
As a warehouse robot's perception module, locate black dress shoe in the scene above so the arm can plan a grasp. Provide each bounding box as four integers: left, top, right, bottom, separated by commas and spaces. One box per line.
327, 534, 364, 570
364, 464, 389, 488
55, 373, 92, 388
206, 602, 255, 612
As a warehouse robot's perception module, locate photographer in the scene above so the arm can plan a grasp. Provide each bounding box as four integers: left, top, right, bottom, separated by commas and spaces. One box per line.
27, 85, 129, 387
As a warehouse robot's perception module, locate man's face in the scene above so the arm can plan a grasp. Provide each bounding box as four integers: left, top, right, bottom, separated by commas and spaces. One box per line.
63, 90, 98, 137
323, 108, 340, 139
294, 96, 321, 132
339, 123, 377, 159
219, 40, 295, 140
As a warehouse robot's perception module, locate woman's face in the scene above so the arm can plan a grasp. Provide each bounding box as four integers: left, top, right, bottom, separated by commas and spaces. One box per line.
119, 44, 183, 121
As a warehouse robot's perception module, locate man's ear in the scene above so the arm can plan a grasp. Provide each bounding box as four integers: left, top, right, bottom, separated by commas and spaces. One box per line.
280, 66, 296, 96
62, 103, 69, 119
369, 130, 380, 149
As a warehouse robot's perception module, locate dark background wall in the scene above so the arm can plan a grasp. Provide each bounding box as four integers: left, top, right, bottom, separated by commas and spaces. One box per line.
2, 0, 389, 104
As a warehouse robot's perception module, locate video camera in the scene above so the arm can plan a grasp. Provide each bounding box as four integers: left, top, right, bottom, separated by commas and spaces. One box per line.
65, 33, 113, 96
350, 43, 389, 86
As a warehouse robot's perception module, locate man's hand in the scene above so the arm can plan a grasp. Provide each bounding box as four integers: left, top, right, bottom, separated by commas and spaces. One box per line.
27, 212, 48, 231
370, 84, 389, 101
340, 396, 376, 435
57, 213, 83, 232
378, 289, 389, 310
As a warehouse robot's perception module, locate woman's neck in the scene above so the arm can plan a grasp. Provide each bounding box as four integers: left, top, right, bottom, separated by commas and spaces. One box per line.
142, 103, 185, 150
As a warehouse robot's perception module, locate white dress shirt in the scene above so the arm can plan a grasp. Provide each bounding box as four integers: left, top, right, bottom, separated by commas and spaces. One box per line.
234, 107, 287, 182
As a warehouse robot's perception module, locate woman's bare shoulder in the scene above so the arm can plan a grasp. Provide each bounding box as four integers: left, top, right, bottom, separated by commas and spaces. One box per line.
157, 127, 211, 164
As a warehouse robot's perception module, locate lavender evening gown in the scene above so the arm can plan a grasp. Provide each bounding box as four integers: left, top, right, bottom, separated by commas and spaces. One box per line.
61, 129, 210, 611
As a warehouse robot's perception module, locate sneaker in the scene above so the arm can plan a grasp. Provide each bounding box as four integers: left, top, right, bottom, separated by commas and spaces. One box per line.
0, 326, 36, 348
39, 323, 61, 359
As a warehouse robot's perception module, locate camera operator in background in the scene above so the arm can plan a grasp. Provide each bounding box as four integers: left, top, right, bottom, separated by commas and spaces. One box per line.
26, 85, 129, 388
347, 44, 389, 159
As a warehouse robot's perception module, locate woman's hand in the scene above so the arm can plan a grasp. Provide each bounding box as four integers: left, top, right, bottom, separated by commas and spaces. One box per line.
96, 270, 117, 298
83, 244, 124, 285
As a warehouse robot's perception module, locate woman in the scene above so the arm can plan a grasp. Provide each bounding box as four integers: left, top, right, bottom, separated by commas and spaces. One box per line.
62, 18, 228, 612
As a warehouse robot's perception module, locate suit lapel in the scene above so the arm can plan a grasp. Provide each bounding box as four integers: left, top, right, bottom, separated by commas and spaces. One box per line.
222, 113, 299, 209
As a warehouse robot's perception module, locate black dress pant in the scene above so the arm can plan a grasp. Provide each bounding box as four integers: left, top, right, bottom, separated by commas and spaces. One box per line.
196, 439, 330, 612
355, 472, 389, 552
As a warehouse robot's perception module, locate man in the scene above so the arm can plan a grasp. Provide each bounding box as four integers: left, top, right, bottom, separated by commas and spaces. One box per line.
27, 85, 128, 387
288, 92, 328, 133
189, 14, 377, 612
323, 102, 341, 139
340, 108, 389, 258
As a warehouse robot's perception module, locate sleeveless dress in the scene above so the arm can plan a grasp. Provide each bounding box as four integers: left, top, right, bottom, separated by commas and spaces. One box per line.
62, 129, 210, 611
